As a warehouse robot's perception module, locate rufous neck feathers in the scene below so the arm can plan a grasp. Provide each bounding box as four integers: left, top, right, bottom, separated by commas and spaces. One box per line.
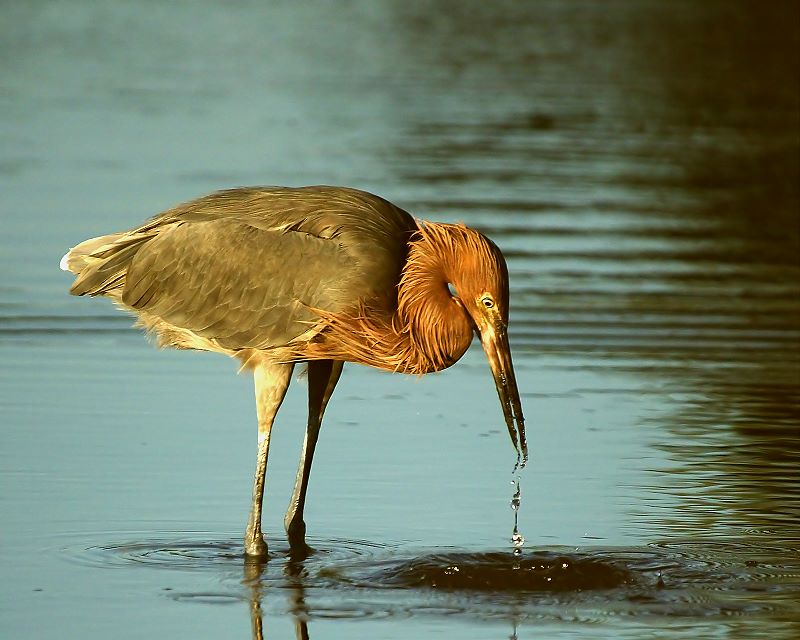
290, 221, 476, 374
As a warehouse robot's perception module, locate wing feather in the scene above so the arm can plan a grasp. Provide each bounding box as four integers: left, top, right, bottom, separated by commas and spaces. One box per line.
122, 220, 349, 349
69, 186, 418, 353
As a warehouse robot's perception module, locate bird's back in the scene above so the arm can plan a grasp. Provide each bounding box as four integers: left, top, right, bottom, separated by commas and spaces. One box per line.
63, 186, 418, 354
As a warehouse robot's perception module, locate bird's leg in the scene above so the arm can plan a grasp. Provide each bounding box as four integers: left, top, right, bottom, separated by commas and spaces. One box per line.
285, 360, 343, 551
245, 361, 294, 558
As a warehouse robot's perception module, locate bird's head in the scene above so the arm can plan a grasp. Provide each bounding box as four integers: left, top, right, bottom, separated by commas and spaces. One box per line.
443, 225, 528, 468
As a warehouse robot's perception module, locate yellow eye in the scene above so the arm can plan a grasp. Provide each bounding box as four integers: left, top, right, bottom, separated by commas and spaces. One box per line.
481, 296, 494, 309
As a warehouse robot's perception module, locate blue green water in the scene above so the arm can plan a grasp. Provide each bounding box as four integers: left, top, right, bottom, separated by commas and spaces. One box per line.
2, 2, 798, 638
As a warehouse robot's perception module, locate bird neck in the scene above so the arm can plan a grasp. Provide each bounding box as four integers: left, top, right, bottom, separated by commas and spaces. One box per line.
393, 221, 475, 373
288, 222, 475, 374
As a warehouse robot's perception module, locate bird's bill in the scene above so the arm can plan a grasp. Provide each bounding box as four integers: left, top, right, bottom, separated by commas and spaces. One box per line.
480, 324, 528, 468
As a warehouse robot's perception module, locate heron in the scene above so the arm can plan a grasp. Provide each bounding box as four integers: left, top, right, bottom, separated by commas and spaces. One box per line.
60, 186, 527, 557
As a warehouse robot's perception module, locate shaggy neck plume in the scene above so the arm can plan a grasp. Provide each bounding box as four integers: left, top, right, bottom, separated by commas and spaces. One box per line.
293, 222, 475, 374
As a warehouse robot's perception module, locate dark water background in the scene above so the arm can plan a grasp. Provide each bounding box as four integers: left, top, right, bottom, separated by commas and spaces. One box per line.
1, 1, 798, 638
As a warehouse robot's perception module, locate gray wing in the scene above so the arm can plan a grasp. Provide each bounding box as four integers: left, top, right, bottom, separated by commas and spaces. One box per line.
116, 186, 417, 350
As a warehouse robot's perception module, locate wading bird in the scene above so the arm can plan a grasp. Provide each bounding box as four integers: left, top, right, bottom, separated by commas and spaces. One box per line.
61, 186, 527, 557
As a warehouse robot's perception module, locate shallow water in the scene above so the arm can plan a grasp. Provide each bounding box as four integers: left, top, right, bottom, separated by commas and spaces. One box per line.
1, 1, 799, 639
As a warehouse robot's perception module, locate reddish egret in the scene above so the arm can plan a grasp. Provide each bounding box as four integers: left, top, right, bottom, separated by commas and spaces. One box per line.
60, 186, 526, 557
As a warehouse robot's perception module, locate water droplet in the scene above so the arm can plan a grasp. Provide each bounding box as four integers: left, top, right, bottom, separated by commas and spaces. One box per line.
509, 478, 521, 512
509, 475, 524, 556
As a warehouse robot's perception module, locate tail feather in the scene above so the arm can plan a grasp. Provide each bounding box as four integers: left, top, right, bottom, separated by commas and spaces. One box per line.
60, 233, 126, 274
61, 231, 154, 298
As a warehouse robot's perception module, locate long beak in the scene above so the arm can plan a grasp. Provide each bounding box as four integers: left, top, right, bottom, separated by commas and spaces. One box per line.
480, 323, 528, 469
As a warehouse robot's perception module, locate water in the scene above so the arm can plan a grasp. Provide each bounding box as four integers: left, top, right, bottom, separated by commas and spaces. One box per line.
510, 476, 524, 556
2, 1, 799, 638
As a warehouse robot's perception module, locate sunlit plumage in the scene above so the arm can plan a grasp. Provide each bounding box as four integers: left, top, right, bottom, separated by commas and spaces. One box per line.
61, 185, 526, 557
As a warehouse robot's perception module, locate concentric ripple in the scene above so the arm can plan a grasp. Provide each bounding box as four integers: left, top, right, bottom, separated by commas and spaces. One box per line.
71, 537, 243, 570
57, 532, 800, 622
61, 531, 390, 574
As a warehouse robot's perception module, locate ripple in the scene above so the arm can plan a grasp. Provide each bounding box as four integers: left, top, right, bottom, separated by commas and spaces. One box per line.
61, 531, 390, 574
168, 592, 245, 605
361, 551, 635, 592
65, 536, 243, 570
57, 532, 800, 621
309, 543, 799, 621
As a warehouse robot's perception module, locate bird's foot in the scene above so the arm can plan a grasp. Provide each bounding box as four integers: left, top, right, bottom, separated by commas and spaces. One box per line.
244, 531, 269, 559
285, 519, 310, 556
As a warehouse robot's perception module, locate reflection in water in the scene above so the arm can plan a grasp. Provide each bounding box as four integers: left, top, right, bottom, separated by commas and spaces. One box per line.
243, 560, 267, 640
64, 533, 800, 637
2, 1, 799, 638
374, 551, 634, 591
244, 540, 800, 638
244, 557, 314, 640
386, 0, 800, 555
283, 552, 312, 640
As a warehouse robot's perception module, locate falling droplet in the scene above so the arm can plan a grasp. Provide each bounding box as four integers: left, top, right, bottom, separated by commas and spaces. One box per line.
510, 479, 521, 512
509, 475, 524, 557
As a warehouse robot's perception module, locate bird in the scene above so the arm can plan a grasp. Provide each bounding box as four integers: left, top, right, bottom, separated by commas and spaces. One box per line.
60, 185, 527, 558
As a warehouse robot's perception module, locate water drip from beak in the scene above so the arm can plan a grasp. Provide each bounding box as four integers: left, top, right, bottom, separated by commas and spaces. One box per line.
510, 475, 524, 559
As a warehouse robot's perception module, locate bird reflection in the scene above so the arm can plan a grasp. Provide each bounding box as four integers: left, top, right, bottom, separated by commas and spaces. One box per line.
242, 558, 266, 640
240, 547, 529, 640
284, 551, 312, 640
243, 551, 311, 640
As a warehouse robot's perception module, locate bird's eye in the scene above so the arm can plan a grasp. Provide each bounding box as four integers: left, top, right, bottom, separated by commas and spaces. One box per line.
481, 296, 494, 309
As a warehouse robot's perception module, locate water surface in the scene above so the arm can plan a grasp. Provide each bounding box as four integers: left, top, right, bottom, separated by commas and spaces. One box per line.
1, 1, 798, 638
